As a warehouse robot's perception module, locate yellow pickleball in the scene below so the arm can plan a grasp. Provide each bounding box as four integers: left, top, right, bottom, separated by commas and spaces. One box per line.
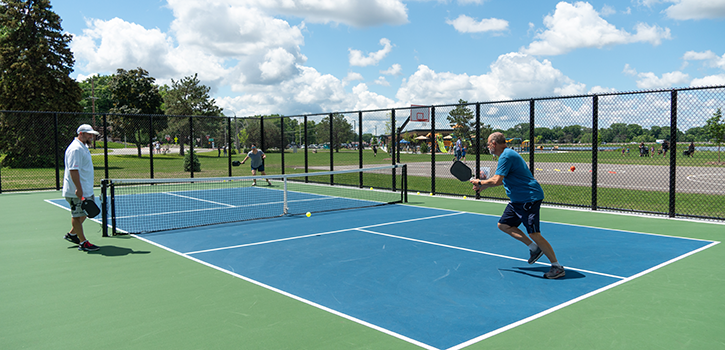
306, 212, 311, 217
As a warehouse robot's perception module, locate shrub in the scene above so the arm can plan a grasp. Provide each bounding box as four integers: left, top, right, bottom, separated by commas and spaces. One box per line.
184, 151, 201, 172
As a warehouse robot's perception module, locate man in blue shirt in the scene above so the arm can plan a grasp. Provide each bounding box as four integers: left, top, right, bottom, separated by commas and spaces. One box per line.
471, 132, 565, 279
240, 144, 272, 186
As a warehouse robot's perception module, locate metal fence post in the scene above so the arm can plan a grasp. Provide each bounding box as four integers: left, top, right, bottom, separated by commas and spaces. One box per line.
280, 116, 285, 174
592, 95, 599, 211
149, 115, 154, 179
329, 113, 334, 185
103, 114, 109, 180
227, 117, 232, 177
391, 109, 396, 191
358, 111, 363, 188
431, 106, 436, 195
529, 100, 535, 176
54, 112, 60, 190
475, 103, 481, 200
189, 116, 194, 178
669, 90, 678, 217
304, 115, 309, 183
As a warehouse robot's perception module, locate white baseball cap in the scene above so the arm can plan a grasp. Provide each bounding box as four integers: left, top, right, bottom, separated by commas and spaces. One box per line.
77, 124, 100, 135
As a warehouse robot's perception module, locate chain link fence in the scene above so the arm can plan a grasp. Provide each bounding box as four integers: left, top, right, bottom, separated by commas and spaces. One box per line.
2, 85, 724, 220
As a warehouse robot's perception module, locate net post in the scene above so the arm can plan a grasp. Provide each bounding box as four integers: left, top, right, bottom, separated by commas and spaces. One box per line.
110, 182, 117, 235
391, 109, 396, 192
529, 99, 535, 176
402, 164, 408, 203
101, 179, 108, 237
283, 176, 288, 215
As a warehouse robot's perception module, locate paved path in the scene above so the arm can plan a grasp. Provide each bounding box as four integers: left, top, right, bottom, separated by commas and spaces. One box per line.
315, 161, 725, 195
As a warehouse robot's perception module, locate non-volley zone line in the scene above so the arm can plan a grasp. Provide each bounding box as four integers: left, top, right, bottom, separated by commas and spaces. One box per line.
183, 212, 626, 280
115, 193, 354, 220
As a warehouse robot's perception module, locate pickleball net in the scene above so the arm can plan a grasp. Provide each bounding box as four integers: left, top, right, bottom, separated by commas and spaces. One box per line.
101, 164, 407, 235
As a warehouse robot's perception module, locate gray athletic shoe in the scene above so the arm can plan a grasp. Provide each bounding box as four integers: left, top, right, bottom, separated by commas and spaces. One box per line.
528, 246, 544, 264
544, 265, 565, 279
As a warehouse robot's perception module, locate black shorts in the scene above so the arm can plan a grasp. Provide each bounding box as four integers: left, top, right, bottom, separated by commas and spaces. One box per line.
498, 200, 543, 234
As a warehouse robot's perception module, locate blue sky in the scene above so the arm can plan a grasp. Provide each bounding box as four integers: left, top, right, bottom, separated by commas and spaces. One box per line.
53, 0, 725, 119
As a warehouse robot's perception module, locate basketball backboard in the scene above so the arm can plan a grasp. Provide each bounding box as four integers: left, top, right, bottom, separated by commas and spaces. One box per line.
410, 105, 429, 122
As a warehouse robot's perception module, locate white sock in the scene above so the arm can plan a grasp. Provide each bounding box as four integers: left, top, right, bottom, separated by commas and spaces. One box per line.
80, 240, 87, 245
528, 243, 538, 251
551, 261, 562, 268
68, 233, 77, 236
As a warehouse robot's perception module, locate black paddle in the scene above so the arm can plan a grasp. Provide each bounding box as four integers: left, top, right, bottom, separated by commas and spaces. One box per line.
81, 197, 100, 218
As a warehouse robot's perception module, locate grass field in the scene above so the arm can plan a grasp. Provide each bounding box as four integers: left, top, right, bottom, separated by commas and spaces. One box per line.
2, 147, 724, 219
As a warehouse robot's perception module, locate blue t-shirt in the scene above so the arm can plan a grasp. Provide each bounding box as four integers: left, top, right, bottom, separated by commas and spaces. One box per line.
495, 148, 545, 203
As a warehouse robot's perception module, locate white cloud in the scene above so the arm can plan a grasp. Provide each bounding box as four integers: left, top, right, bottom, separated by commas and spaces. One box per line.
623, 63, 638, 76
522, 2, 671, 56
690, 74, 725, 87
342, 72, 364, 86
664, 0, 725, 20
374, 76, 391, 86
396, 52, 585, 105
349, 38, 394, 67
381, 64, 403, 76
589, 86, 618, 94
601, 5, 616, 16
446, 14, 508, 33
682, 50, 725, 69
635, 71, 690, 89
242, 0, 409, 27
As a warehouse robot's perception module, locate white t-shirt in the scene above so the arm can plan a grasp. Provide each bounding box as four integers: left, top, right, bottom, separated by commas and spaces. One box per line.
62, 138, 95, 198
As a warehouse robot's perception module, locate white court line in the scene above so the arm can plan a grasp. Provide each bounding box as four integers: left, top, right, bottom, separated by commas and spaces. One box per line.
131, 233, 438, 350
164, 192, 236, 207
184, 211, 464, 255
355, 228, 626, 280
448, 240, 720, 350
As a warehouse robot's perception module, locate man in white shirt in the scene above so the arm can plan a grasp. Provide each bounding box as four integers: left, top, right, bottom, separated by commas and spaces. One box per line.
62, 124, 100, 251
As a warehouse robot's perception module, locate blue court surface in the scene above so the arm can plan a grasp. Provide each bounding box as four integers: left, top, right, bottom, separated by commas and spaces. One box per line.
47, 197, 717, 350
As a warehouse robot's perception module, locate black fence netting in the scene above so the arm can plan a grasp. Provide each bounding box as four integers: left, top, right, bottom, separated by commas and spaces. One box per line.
2, 85, 724, 221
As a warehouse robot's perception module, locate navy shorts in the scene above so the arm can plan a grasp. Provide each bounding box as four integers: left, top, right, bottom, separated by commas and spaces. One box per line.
251, 164, 265, 171
498, 200, 543, 234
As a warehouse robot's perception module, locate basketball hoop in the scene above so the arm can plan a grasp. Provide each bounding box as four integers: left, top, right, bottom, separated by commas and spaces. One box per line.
410, 105, 429, 122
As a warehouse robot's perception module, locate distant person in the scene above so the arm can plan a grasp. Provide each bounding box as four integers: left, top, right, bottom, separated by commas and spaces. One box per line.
639, 142, 646, 157
461, 144, 467, 161
223, 145, 227, 156
240, 144, 271, 186
155, 141, 160, 154
687, 142, 695, 157
454, 137, 462, 161
662, 139, 669, 157
471, 132, 565, 279
650, 146, 655, 157
62, 124, 100, 252
372, 144, 378, 157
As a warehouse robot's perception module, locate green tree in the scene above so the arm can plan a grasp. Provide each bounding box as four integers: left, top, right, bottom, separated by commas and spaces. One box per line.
447, 99, 474, 142
0, 0, 82, 167
161, 73, 222, 156
316, 114, 354, 152
705, 108, 725, 164
108, 68, 163, 157
79, 75, 113, 115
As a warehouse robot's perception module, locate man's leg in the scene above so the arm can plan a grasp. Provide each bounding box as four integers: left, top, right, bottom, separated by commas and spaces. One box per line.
528, 232, 558, 264
498, 223, 533, 245
251, 169, 257, 185
70, 216, 87, 242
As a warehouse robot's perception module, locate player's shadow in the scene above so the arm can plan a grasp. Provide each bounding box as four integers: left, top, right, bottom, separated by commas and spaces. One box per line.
68, 245, 151, 257
499, 266, 585, 280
